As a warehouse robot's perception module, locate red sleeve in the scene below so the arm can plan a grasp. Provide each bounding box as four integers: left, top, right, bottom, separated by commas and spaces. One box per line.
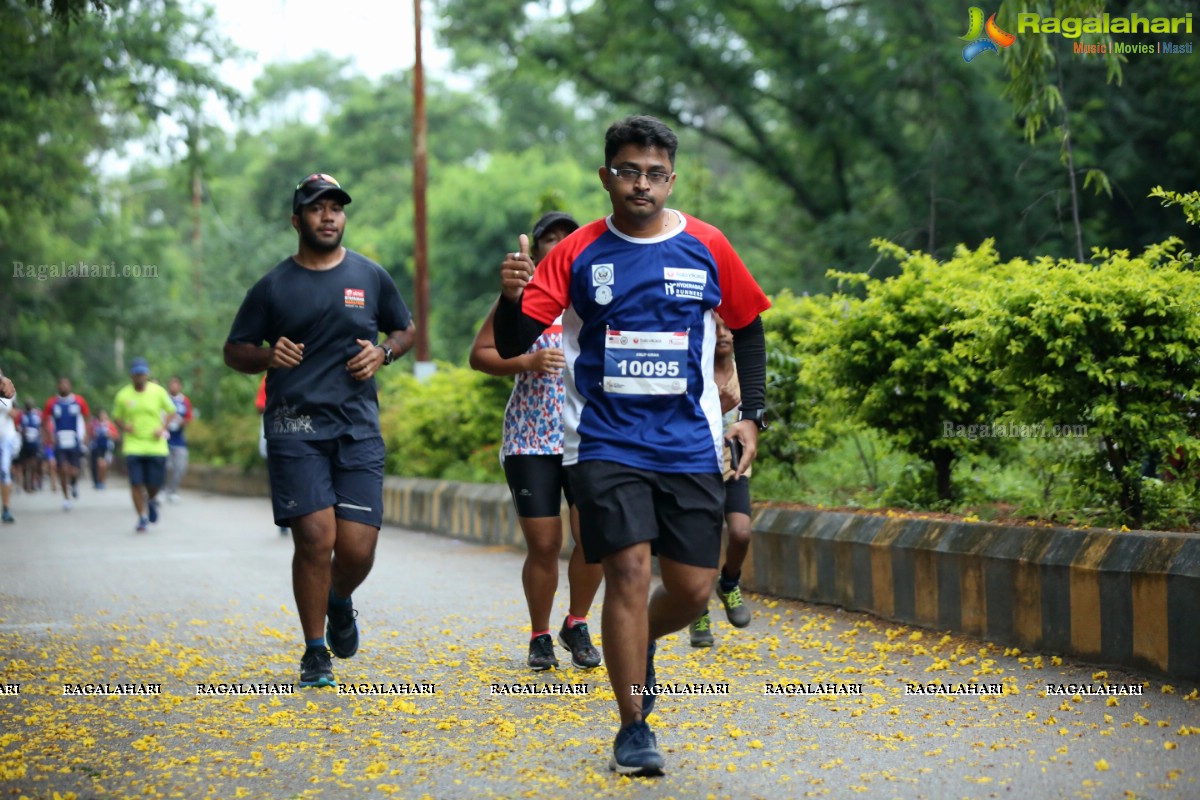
43, 397, 55, 420
521, 220, 605, 326
689, 217, 770, 329
78, 395, 91, 418
255, 377, 267, 413
183, 396, 194, 422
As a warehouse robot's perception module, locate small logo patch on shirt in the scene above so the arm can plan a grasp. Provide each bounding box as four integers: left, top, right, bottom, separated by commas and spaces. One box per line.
592, 264, 614, 285
344, 288, 365, 308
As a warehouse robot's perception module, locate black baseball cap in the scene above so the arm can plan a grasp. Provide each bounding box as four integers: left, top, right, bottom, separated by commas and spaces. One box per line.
532, 211, 579, 244
293, 172, 352, 213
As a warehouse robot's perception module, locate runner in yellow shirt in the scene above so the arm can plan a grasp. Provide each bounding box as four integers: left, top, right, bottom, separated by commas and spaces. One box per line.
112, 358, 177, 532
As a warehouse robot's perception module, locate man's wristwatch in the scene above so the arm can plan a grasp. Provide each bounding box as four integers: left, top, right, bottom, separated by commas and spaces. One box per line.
737, 407, 768, 431
378, 344, 394, 366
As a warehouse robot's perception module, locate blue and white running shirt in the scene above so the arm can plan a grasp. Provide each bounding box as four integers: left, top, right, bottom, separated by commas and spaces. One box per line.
520, 211, 770, 473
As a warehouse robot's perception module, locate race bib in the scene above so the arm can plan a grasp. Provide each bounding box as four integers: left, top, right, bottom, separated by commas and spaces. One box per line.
24, 427, 39, 443
603, 328, 689, 395
56, 429, 78, 449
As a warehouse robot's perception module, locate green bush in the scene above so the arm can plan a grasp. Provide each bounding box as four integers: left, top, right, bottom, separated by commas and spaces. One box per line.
187, 414, 261, 470
377, 362, 510, 481
820, 240, 1015, 501
961, 239, 1200, 528
761, 289, 845, 477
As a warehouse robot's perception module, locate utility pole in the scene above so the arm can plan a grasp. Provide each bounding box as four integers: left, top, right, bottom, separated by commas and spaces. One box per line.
412, 0, 434, 379
188, 117, 205, 391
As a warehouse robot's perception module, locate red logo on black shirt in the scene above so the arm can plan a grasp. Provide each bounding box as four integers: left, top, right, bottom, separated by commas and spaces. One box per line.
344, 288, 365, 309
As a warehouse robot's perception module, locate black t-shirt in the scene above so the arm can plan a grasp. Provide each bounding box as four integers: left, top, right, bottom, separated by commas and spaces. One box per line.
226, 249, 412, 441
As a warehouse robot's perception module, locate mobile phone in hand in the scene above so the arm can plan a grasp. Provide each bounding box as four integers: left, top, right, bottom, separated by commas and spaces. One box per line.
726, 437, 743, 471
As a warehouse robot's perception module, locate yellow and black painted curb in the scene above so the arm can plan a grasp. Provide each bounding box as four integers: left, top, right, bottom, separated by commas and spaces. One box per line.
184, 466, 1199, 681
748, 507, 1200, 682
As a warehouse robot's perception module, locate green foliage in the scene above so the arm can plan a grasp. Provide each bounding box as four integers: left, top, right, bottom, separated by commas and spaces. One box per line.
961, 240, 1200, 527
377, 364, 510, 481
760, 290, 845, 476
1150, 186, 1200, 230
187, 414, 261, 471
821, 240, 1014, 500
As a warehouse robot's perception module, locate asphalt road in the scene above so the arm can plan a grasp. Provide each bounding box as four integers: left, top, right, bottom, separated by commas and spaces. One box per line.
1, 479, 1198, 799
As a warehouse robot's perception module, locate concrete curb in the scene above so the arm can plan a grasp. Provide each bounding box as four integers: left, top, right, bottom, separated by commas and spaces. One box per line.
182, 465, 1200, 681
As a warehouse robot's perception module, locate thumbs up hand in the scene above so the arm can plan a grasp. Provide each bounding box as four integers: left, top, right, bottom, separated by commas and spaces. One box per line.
500, 233, 533, 302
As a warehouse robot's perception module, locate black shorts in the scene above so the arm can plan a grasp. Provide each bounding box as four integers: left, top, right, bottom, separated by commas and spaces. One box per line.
57, 447, 83, 469
724, 476, 751, 517
266, 435, 385, 528
126, 455, 166, 488
566, 460, 724, 568
503, 454, 573, 518
18, 442, 41, 463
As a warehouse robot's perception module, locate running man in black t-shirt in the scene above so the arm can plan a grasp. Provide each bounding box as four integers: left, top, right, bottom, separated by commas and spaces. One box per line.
224, 173, 415, 688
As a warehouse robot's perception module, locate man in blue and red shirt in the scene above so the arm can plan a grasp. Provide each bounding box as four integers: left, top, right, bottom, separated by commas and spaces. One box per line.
44, 377, 90, 511
494, 115, 771, 777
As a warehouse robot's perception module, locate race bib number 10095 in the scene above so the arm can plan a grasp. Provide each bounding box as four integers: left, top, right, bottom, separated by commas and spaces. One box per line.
603, 329, 688, 396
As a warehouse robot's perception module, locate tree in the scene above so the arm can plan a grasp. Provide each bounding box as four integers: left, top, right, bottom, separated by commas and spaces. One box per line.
0, 0, 237, 402
822, 241, 1014, 501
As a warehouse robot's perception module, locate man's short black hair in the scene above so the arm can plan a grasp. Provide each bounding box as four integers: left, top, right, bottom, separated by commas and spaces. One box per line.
604, 115, 678, 168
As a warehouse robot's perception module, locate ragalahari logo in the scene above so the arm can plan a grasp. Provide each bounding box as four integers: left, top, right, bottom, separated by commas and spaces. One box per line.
961, 7, 1016, 62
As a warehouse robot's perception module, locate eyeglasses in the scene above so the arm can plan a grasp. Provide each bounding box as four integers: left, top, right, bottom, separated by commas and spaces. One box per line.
607, 167, 672, 185
296, 173, 340, 190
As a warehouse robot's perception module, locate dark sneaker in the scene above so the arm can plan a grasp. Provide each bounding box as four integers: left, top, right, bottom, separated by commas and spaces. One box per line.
527, 633, 558, 671
717, 583, 751, 628
558, 619, 602, 668
1, 508, 14, 524
642, 640, 657, 719
609, 720, 665, 776
326, 598, 359, 659
689, 611, 714, 648
136, 516, 148, 533
299, 647, 336, 688
147, 499, 159, 524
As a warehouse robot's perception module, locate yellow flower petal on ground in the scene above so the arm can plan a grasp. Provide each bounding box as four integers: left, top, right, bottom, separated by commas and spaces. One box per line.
1095, 759, 1110, 771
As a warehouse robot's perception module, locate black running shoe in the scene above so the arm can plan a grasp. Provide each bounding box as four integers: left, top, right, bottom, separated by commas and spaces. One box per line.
558, 618, 602, 668
326, 598, 359, 659
609, 720, 665, 776
299, 647, 336, 688
527, 633, 558, 671
642, 640, 657, 719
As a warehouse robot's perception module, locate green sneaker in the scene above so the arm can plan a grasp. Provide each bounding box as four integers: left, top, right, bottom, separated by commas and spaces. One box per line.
689, 610, 714, 648
717, 583, 751, 628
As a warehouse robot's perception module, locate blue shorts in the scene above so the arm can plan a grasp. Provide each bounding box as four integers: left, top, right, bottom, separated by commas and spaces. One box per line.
266, 435, 385, 528
126, 455, 167, 488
